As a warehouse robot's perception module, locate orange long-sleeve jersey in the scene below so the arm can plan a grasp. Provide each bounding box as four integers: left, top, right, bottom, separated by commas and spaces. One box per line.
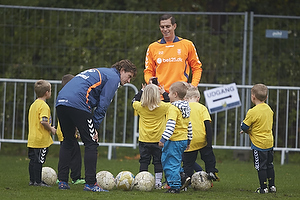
144, 36, 202, 93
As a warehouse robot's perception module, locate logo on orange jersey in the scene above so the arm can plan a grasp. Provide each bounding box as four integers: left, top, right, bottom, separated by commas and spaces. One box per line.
157, 58, 162, 64
177, 49, 181, 55
157, 57, 183, 64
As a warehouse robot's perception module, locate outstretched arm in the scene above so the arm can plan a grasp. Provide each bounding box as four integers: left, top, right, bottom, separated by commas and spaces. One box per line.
159, 85, 170, 102
132, 84, 146, 103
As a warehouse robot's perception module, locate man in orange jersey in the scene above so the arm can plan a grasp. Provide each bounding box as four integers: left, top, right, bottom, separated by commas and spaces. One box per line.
144, 14, 203, 94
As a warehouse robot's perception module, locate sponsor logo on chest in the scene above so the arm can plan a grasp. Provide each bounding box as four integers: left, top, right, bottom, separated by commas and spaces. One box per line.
156, 48, 183, 64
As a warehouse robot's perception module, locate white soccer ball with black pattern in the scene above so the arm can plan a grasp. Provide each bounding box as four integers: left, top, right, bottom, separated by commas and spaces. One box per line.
41, 167, 57, 185
132, 171, 155, 191
191, 171, 212, 191
115, 171, 135, 191
96, 170, 115, 190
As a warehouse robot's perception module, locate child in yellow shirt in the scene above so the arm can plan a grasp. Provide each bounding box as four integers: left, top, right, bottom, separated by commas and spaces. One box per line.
27, 80, 56, 187
132, 84, 170, 189
182, 86, 219, 186
158, 82, 192, 193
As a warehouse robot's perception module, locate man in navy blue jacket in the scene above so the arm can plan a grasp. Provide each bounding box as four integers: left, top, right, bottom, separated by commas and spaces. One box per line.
56, 59, 137, 192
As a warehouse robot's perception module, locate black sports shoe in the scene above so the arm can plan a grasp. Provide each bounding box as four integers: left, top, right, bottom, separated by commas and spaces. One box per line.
29, 181, 34, 186
165, 188, 180, 193
34, 181, 51, 187
180, 177, 191, 190
207, 172, 220, 181
269, 186, 276, 193
255, 187, 268, 194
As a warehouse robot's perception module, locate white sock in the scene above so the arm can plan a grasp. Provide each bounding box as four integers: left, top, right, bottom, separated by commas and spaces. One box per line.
155, 172, 162, 186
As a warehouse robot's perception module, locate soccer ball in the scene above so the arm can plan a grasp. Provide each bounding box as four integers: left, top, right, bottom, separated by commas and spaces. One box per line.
132, 171, 155, 191
191, 171, 212, 191
115, 171, 135, 191
96, 171, 115, 190
41, 167, 57, 185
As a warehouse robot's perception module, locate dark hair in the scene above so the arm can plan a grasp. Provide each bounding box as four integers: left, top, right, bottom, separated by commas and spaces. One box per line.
111, 59, 137, 78
61, 74, 74, 87
159, 14, 176, 25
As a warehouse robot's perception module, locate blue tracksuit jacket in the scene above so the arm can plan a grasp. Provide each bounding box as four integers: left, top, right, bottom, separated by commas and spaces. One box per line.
56, 67, 120, 129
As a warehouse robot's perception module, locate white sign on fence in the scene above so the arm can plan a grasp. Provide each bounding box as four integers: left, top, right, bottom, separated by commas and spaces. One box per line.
204, 83, 241, 114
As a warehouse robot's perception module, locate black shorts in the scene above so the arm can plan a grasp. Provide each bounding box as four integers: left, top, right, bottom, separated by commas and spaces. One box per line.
28, 147, 49, 164
252, 149, 274, 171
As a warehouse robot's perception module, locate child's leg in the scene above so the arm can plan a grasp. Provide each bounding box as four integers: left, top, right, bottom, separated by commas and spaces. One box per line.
152, 143, 163, 187
28, 147, 49, 183
138, 142, 151, 172
200, 146, 218, 173
253, 150, 268, 190
266, 150, 275, 187
182, 150, 198, 178
28, 148, 35, 183
161, 140, 187, 189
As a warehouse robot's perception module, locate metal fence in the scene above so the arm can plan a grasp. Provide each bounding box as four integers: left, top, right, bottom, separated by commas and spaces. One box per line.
248, 12, 300, 86
0, 6, 299, 164
0, 78, 139, 160
1, 78, 299, 164
197, 84, 300, 165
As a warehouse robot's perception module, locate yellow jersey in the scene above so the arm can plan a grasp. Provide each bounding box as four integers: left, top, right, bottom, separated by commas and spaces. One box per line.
133, 101, 171, 142
27, 99, 53, 148
243, 103, 274, 149
167, 104, 191, 141
186, 102, 211, 152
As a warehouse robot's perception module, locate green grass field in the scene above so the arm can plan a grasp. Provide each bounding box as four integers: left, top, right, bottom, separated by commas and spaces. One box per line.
0, 145, 299, 200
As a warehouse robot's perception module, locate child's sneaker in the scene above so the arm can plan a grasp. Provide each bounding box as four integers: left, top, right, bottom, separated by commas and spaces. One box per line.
155, 182, 162, 190
34, 181, 51, 187
162, 182, 171, 189
269, 186, 276, 193
255, 187, 268, 194
29, 181, 34, 186
165, 188, 180, 193
180, 176, 191, 190
83, 183, 108, 192
72, 178, 86, 184
207, 172, 220, 181
58, 181, 70, 190
181, 187, 188, 192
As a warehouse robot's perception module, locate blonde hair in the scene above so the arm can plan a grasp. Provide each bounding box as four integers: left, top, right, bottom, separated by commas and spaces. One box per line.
251, 83, 268, 101
141, 84, 161, 111
34, 80, 51, 98
169, 81, 188, 99
185, 87, 200, 99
